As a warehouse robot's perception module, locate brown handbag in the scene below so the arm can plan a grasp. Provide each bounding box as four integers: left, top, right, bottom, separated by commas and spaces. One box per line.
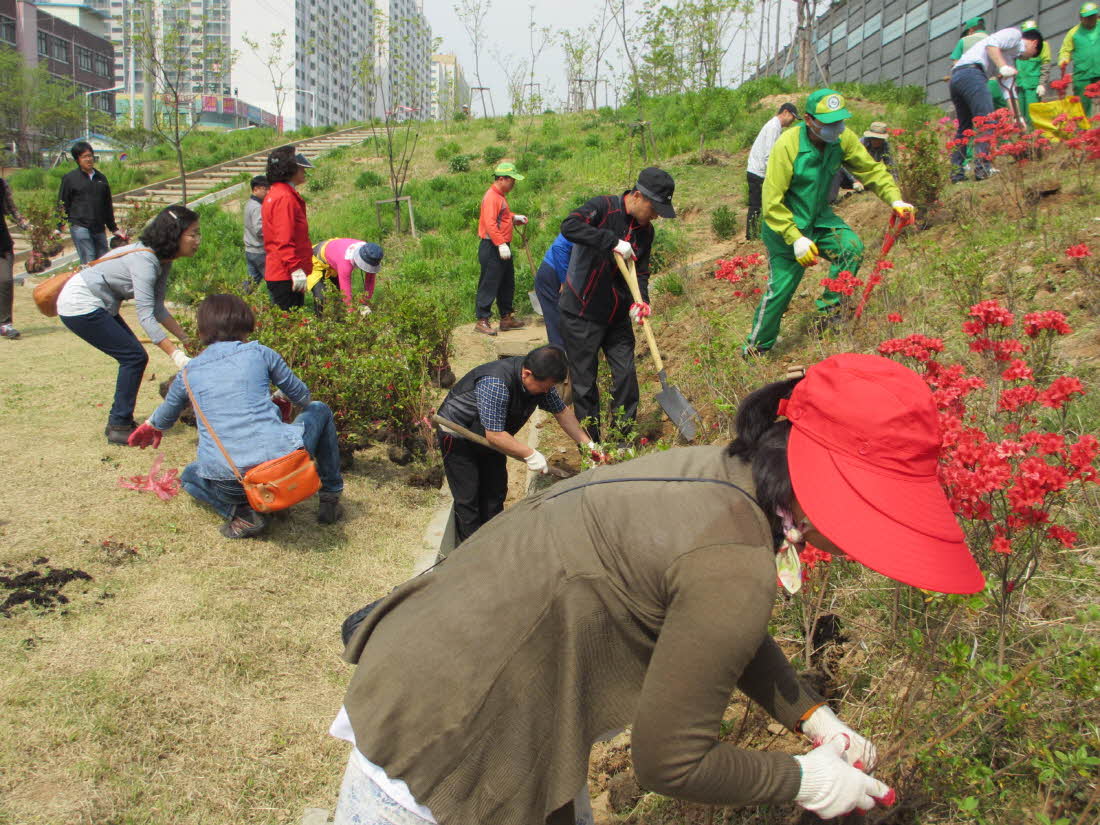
33, 247, 148, 317
181, 370, 321, 513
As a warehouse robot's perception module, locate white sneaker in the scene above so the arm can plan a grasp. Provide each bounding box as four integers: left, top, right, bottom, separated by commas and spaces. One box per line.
0, 323, 21, 340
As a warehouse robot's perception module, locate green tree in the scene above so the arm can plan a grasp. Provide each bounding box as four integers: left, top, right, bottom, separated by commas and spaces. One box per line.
241, 30, 294, 132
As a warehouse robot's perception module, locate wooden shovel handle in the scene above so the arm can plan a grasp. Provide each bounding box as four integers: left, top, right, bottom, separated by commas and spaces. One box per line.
613, 253, 665, 372
432, 414, 496, 451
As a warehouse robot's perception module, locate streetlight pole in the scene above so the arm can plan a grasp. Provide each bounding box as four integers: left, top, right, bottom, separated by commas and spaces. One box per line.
86, 85, 125, 142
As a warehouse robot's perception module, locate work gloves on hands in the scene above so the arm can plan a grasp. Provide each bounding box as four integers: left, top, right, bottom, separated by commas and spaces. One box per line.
585, 441, 612, 464
801, 705, 878, 770
1037, 84, 1047, 97
613, 239, 636, 260
128, 421, 163, 449
629, 301, 651, 325
291, 268, 308, 292
171, 350, 191, 370
498, 243, 512, 261
513, 214, 528, 225
999, 65, 1018, 78
794, 739, 894, 819
793, 236, 819, 267
524, 449, 548, 474
890, 200, 915, 219
113, 231, 129, 242
852, 180, 865, 192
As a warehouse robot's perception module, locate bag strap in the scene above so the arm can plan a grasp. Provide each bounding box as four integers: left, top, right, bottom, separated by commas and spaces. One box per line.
180, 368, 245, 483
83, 247, 149, 270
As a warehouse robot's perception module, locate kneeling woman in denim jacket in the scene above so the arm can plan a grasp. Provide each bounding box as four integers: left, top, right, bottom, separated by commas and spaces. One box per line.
130, 293, 344, 538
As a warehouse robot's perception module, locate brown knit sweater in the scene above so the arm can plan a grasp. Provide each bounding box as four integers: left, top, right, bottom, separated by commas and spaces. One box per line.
341, 446, 822, 825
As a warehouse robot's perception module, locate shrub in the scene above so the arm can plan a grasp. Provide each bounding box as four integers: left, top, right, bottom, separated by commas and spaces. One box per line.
306, 165, 337, 192
356, 169, 384, 188
168, 204, 246, 304
583, 133, 601, 149
894, 123, 949, 225
482, 145, 507, 167
711, 205, 737, 240
448, 154, 471, 173
435, 141, 460, 161
494, 125, 511, 142
651, 273, 684, 297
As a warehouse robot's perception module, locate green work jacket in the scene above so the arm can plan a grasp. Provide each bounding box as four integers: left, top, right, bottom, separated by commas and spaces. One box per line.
1017, 42, 1052, 89
1059, 24, 1100, 78
762, 123, 902, 246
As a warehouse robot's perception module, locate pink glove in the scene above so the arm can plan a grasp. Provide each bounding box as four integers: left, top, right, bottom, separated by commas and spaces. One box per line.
113, 230, 129, 241
629, 301, 651, 325
128, 421, 162, 449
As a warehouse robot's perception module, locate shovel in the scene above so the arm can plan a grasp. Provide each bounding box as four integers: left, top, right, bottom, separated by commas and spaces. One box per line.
854, 210, 915, 319
432, 414, 573, 479
613, 253, 698, 441
518, 224, 544, 317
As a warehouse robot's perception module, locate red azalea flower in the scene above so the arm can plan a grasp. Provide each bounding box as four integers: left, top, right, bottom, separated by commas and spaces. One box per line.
1023, 311, 1072, 337
1001, 359, 1034, 382
1037, 376, 1086, 409
887, 313, 903, 323
1046, 525, 1078, 548
1065, 243, 1092, 259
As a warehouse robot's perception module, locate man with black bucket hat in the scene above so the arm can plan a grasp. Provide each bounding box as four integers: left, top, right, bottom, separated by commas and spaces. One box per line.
558, 167, 676, 442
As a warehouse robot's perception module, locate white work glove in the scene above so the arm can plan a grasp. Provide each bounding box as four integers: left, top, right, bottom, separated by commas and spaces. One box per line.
290, 268, 308, 291
999, 65, 1017, 78
890, 200, 915, 219
524, 449, 548, 474
498, 243, 512, 260
852, 180, 865, 192
613, 239, 636, 260
629, 301, 651, 325
792, 236, 819, 267
801, 705, 878, 770
794, 739, 892, 819
1036, 84, 1046, 97
170, 349, 191, 369
513, 214, 528, 225
358, 304, 372, 317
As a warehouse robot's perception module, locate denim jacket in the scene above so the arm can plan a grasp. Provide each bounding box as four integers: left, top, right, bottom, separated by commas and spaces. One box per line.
150, 341, 312, 480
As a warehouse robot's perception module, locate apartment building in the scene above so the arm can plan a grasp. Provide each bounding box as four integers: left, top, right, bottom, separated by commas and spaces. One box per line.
430, 53, 471, 120
371, 0, 431, 120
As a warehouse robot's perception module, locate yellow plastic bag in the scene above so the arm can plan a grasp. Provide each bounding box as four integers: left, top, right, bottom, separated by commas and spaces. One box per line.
1028, 98, 1092, 142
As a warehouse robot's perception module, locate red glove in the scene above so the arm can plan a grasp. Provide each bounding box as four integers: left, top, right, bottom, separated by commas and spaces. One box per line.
128, 421, 162, 449
629, 302, 651, 325
272, 393, 293, 423
113, 230, 129, 241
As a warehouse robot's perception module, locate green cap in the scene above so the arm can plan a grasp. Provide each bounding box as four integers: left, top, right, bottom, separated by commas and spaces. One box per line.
1020, 19, 1039, 32
963, 15, 985, 29
493, 161, 524, 180
1081, 2, 1098, 16
805, 89, 852, 124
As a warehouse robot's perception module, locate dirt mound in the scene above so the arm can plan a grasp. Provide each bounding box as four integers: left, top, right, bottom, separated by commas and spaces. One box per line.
0, 558, 92, 615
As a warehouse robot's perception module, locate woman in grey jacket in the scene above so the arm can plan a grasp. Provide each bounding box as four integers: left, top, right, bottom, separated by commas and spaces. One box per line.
58, 205, 199, 444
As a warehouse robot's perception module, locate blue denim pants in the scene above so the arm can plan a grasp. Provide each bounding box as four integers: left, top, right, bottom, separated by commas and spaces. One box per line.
949, 65, 994, 181
245, 251, 266, 284
181, 401, 344, 519
60, 308, 148, 427
534, 261, 564, 348
70, 225, 109, 265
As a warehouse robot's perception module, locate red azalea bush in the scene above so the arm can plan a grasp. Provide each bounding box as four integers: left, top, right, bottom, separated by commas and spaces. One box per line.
878, 302, 1098, 661
819, 269, 863, 296
713, 254, 764, 300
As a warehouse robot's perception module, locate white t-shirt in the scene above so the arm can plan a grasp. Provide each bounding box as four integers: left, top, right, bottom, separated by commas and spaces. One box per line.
747, 116, 784, 178
955, 27, 1024, 96
56, 272, 106, 317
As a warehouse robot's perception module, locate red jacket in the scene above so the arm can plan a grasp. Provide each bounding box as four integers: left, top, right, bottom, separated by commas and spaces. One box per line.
262, 182, 311, 282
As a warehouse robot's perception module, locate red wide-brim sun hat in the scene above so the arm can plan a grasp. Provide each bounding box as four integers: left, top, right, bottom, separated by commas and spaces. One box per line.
785, 353, 985, 594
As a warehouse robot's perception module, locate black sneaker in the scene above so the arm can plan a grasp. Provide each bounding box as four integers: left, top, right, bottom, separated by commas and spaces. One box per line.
318, 492, 344, 524
105, 422, 137, 445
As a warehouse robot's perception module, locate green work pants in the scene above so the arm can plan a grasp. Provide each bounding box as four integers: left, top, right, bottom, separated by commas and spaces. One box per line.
1074, 75, 1098, 118
1018, 87, 1039, 128
745, 214, 864, 352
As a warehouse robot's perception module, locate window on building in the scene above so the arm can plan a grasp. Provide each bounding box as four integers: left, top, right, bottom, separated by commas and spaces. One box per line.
0, 14, 15, 45
94, 54, 111, 77
38, 31, 49, 56
51, 35, 70, 62
76, 45, 93, 71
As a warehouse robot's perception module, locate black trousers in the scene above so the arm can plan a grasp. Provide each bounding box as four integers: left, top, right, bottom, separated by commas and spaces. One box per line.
440, 431, 509, 543
476, 237, 515, 319
746, 172, 764, 239
266, 279, 305, 310
559, 309, 638, 442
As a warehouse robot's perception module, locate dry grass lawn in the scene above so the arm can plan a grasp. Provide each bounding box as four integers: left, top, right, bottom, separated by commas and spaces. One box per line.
0, 287, 443, 825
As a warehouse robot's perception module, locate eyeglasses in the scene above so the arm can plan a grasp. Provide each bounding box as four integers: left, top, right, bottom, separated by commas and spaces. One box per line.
79, 153, 98, 163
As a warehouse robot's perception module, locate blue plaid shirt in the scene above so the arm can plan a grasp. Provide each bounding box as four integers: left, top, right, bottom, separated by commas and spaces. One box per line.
474, 376, 566, 432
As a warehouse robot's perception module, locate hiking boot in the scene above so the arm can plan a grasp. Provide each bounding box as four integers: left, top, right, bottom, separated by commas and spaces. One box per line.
318, 491, 344, 524
474, 318, 497, 336
499, 313, 526, 331
0, 324, 20, 340
219, 507, 268, 539
105, 422, 138, 445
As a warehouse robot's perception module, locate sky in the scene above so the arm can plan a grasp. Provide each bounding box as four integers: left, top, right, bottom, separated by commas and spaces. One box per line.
422, 0, 800, 116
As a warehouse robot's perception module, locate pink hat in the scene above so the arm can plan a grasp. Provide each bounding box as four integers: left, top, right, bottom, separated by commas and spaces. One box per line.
782, 353, 984, 594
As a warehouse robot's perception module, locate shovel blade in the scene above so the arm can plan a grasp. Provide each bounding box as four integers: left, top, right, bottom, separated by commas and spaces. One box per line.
528, 290, 544, 317
655, 371, 698, 441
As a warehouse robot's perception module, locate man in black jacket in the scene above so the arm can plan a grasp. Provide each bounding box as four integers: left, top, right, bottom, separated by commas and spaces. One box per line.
436, 345, 594, 542
58, 141, 125, 264
558, 167, 676, 442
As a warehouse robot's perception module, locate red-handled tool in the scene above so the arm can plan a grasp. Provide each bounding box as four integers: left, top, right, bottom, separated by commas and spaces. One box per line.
854, 210, 915, 319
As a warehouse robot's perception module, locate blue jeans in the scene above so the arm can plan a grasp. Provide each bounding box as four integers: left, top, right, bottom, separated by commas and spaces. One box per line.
949, 66, 994, 181
60, 308, 148, 426
70, 225, 109, 265
181, 401, 343, 519
534, 261, 564, 348
244, 251, 266, 289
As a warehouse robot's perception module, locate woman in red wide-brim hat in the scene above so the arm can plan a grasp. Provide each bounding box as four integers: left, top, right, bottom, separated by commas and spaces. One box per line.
329, 353, 983, 825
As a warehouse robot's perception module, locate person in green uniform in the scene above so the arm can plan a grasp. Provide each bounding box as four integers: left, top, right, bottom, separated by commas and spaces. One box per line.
1017, 19, 1053, 126
1059, 2, 1100, 117
744, 90, 912, 356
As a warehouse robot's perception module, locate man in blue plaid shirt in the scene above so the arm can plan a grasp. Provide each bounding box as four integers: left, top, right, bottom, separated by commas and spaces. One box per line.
436, 345, 596, 542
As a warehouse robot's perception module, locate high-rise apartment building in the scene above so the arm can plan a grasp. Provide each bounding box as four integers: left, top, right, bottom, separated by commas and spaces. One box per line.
430, 53, 470, 120
371, 0, 431, 120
